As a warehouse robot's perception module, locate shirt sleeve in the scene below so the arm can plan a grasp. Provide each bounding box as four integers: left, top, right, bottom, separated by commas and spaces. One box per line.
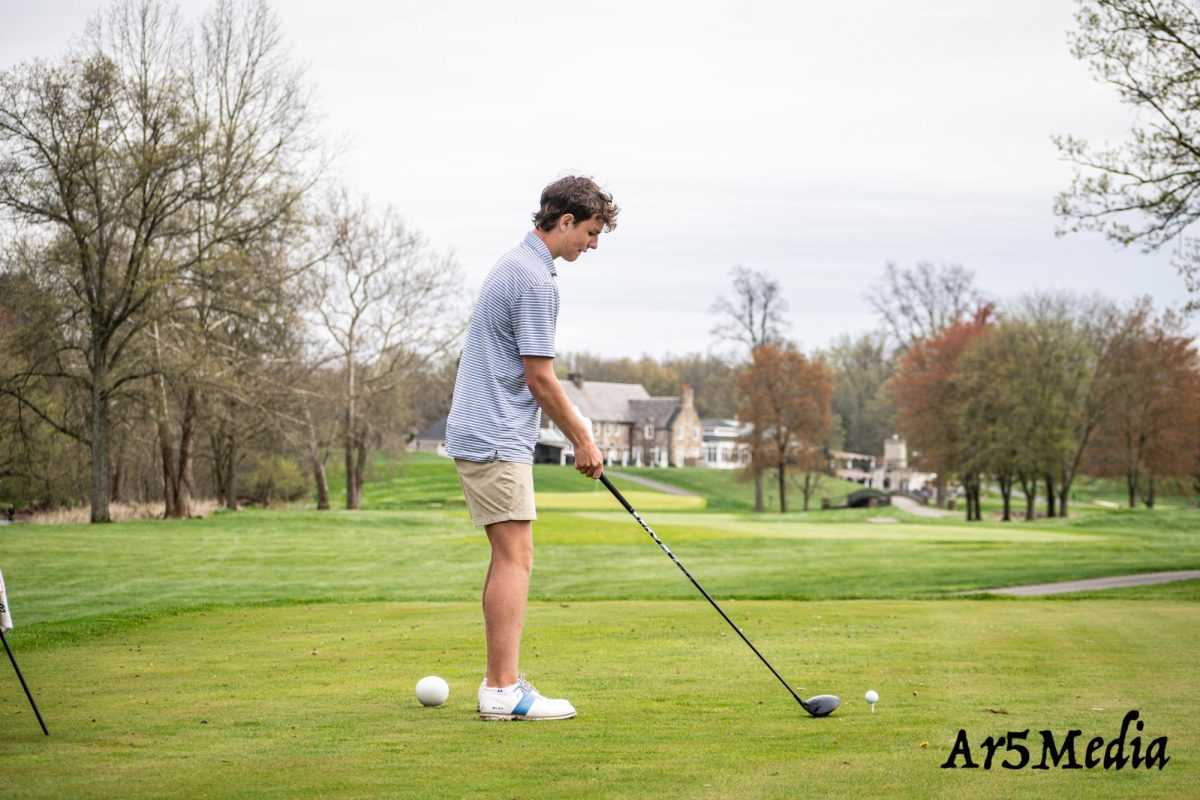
512, 282, 559, 357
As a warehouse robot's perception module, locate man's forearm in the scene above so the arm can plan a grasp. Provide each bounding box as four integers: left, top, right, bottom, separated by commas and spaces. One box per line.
526, 372, 593, 447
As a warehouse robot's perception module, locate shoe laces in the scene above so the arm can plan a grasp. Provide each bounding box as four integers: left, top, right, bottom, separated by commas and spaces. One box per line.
516, 674, 539, 696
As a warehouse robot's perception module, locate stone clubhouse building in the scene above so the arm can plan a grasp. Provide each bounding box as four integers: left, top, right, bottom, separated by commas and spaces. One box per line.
412, 372, 707, 468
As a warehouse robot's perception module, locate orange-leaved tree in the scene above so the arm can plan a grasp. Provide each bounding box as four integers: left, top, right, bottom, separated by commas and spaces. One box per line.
889, 306, 994, 519
737, 345, 832, 513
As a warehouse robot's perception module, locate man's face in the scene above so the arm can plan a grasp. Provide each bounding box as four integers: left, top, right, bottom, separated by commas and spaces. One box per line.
558, 215, 604, 262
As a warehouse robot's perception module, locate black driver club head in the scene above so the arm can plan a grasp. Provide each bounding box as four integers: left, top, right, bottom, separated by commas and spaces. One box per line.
800, 694, 841, 717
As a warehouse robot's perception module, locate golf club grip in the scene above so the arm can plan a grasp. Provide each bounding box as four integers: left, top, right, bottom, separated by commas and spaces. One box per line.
598, 473, 807, 707
599, 474, 634, 513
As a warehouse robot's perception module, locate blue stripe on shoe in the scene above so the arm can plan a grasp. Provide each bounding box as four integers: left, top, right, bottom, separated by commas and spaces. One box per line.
512, 691, 536, 716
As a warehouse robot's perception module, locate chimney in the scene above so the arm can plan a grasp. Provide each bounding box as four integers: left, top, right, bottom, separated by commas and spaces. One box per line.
681, 384, 694, 408
568, 352, 583, 388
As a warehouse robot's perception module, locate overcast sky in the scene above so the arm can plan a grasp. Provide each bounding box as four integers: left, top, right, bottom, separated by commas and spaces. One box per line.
3, 0, 1197, 358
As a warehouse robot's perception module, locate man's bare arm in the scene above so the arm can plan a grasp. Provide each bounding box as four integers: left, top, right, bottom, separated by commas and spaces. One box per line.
523, 356, 604, 478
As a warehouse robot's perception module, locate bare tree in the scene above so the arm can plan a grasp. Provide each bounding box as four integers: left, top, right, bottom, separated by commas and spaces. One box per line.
711, 265, 791, 510
710, 266, 790, 354
148, 0, 321, 518
0, 1, 197, 522
313, 189, 466, 510
866, 261, 982, 351
1055, 0, 1200, 308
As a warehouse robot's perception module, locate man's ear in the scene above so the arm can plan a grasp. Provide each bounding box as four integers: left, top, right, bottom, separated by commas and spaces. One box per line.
558, 213, 576, 231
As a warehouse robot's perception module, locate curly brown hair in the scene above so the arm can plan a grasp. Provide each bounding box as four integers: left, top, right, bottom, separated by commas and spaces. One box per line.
532, 176, 620, 232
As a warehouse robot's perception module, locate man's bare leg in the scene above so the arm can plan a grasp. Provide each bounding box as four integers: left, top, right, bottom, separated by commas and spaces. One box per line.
482, 519, 533, 688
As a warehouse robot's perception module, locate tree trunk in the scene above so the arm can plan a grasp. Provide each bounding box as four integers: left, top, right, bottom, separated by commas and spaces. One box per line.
777, 462, 787, 513
303, 403, 331, 510
225, 429, 238, 511
344, 412, 356, 510
211, 431, 227, 506
312, 456, 331, 510
935, 473, 946, 508
109, 444, 123, 505
1142, 475, 1156, 509
999, 474, 1012, 522
1044, 472, 1057, 518
171, 386, 197, 519
754, 473, 764, 513
90, 347, 111, 523
1017, 472, 1035, 520
156, 411, 178, 519
1058, 483, 1071, 519
354, 431, 369, 507
345, 348, 359, 510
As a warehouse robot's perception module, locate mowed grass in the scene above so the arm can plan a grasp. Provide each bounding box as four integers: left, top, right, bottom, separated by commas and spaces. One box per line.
3, 507, 1200, 646
324, 451, 660, 509
1, 600, 1195, 799
2, 455, 1199, 797
326, 450, 866, 512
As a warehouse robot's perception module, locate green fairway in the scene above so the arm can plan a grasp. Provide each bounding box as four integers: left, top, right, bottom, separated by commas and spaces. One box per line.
3, 507, 1199, 645
1, 601, 1195, 799
1, 458, 1198, 797
537, 490, 705, 511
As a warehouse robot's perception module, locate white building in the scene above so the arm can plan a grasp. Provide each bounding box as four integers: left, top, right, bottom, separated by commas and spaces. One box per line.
830, 435, 935, 493
700, 418, 752, 469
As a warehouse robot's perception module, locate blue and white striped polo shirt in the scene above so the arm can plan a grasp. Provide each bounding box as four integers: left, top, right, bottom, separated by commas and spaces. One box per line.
445, 232, 560, 463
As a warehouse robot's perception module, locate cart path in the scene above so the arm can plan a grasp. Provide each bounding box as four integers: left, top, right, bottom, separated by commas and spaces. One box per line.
971, 570, 1200, 596
604, 470, 699, 497
890, 495, 958, 518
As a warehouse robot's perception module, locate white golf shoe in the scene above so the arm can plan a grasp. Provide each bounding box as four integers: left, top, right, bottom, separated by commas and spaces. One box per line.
477, 675, 576, 721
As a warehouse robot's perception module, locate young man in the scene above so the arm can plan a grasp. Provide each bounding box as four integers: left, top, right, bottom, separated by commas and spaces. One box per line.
445, 176, 619, 721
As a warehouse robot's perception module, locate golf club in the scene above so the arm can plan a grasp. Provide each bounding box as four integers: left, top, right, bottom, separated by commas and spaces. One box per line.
600, 474, 839, 718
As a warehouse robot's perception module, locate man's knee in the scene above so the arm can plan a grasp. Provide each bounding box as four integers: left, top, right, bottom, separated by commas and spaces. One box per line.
487, 520, 533, 569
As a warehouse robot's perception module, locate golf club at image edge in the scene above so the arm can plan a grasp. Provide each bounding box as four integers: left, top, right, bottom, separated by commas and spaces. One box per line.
599, 474, 840, 718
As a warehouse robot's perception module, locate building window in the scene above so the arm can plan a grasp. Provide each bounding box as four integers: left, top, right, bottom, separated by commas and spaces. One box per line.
644, 424, 654, 439
705, 445, 717, 463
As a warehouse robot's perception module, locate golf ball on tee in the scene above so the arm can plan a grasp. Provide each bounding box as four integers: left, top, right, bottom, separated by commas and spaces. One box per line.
865, 690, 879, 704
416, 675, 450, 707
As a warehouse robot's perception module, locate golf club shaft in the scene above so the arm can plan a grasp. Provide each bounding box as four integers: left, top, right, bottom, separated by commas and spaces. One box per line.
599, 474, 807, 708
1, 630, 48, 735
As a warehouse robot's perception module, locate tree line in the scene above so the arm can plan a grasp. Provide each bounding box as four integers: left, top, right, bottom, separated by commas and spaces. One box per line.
707, 263, 1200, 520
3, 0, 1197, 523
892, 295, 1200, 520
0, 0, 465, 521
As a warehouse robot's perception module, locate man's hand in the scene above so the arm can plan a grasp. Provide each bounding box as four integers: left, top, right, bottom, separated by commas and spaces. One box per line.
523, 355, 605, 481
572, 439, 604, 479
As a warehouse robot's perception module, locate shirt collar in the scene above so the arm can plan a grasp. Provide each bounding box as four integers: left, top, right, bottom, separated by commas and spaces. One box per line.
522, 231, 557, 277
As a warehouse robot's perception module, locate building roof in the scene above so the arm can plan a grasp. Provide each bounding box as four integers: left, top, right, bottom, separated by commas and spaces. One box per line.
629, 397, 681, 429
415, 417, 447, 440
560, 379, 649, 422
829, 449, 875, 460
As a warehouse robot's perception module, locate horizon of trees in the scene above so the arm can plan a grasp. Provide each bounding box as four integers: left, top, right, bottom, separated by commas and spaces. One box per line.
0, 0, 466, 520
2, 1, 1198, 522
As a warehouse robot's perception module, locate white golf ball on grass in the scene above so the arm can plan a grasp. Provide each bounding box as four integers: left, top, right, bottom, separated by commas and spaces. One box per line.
416, 676, 450, 707
865, 690, 879, 712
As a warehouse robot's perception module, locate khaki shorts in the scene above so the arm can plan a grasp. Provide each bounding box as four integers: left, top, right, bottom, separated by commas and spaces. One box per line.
454, 459, 537, 527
